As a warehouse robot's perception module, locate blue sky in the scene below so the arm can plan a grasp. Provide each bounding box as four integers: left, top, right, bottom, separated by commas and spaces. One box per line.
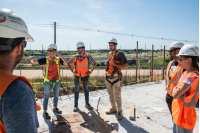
1, 0, 199, 50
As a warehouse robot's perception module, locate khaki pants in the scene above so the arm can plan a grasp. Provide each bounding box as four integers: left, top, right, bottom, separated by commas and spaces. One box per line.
105, 77, 122, 112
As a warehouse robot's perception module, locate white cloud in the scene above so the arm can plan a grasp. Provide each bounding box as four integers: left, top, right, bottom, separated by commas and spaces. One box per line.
81, 0, 102, 9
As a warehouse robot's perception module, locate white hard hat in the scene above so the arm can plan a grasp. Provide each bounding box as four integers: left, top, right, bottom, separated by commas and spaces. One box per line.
108, 37, 117, 44
76, 41, 85, 48
168, 41, 184, 50
0, 8, 34, 42
48, 44, 57, 50
177, 44, 199, 56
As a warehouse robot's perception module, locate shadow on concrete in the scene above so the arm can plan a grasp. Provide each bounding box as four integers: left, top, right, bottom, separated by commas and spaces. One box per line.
44, 118, 52, 133
115, 114, 150, 133
80, 109, 117, 133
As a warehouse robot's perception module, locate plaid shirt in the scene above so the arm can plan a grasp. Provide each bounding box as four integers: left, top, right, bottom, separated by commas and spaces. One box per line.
69, 53, 95, 64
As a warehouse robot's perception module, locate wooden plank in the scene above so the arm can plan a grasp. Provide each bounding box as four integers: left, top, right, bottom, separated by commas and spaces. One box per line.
51, 113, 87, 133
129, 105, 135, 120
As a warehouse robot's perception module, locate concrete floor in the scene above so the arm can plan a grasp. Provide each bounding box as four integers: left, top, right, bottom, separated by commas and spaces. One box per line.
37, 81, 199, 133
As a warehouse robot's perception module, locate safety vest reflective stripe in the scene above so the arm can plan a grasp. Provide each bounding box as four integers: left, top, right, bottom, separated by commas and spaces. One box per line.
44, 57, 60, 80
166, 61, 183, 93
106, 73, 119, 76
178, 72, 199, 107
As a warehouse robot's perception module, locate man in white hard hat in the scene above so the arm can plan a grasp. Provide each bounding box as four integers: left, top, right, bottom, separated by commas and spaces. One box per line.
0, 8, 39, 132
26, 43, 69, 119
165, 41, 185, 116
67, 41, 96, 112
104, 37, 129, 120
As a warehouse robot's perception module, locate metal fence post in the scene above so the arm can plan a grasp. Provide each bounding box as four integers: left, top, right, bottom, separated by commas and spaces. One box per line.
163, 45, 165, 80
151, 45, 154, 82
97, 67, 99, 79
20, 67, 21, 76
126, 67, 127, 77
136, 41, 138, 82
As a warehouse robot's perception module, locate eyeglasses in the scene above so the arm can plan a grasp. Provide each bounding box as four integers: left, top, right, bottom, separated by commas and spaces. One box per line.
169, 49, 176, 53
77, 47, 82, 49
47, 50, 53, 52
22, 41, 27, 48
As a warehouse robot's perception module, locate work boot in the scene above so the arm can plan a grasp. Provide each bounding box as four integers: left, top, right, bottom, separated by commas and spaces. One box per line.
85, 104, 94, 110
53, 107, 62, 114
106, 108, 117, 114
43, 112, 51, 119
117, 112, 123, 120
73, 105, 79, 112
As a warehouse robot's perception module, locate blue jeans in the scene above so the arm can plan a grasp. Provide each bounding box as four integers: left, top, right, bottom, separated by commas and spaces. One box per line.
43, 78, 60, 110
74, 76, 89, 106
173, 121, 193, 133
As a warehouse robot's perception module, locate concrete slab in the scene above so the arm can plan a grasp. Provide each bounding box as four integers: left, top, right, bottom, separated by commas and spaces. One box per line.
37, 81, 199, 133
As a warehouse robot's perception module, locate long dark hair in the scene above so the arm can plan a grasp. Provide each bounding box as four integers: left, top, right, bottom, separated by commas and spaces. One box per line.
185, 56, 199, 71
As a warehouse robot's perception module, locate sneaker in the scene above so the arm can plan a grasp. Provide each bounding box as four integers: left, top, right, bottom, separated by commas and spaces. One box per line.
117, 112, 123, 120
73, 105, 79, 112
43, 112, 51, 119
53, 108, 62, 114
85, 104, 94, 110
106, 108, 117, 114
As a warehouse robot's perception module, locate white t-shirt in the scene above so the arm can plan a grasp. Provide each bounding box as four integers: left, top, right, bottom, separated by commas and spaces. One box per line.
169, 61, 179, 79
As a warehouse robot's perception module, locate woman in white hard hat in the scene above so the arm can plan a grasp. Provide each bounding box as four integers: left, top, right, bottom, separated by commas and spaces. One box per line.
172, 44, 199, 133
26, 43, 69, 119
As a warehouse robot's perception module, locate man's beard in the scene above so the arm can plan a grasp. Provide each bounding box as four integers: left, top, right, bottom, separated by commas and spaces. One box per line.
13, 48, 23, 69
78, 49, 83, 54
110, 47, 116, 51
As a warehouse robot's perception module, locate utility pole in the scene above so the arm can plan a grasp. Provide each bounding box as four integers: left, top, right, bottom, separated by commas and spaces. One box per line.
161, 45, 162, 56
54, 22, 56, 44
67, 45, 69, 59
90, 44, 91, 55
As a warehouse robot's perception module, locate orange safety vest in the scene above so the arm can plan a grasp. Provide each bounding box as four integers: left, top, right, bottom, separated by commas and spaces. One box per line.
106, 50, 122, 77
166, 61, 184, 96
0, 69, 40, 133
172, 70, 199, 130
43, 56, 61, 81
72, 53, 90, 77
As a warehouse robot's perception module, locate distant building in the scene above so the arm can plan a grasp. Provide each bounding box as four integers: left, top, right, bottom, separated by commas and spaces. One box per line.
31, 53, 47, 57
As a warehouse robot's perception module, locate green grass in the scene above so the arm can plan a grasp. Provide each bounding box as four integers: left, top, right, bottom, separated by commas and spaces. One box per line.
30, 74, 164, 99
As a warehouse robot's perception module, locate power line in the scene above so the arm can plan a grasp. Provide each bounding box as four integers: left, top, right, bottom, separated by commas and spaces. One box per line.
27, 23, 199, 43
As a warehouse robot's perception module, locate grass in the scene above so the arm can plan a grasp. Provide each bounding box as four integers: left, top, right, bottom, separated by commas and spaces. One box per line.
30, 74, 164, 99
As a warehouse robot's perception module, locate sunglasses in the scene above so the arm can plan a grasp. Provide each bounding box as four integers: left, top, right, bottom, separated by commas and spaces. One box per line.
77, 47, 82, 50
22, 41, 27, 48
47, 50, 54, 52
169, 49, 176, 53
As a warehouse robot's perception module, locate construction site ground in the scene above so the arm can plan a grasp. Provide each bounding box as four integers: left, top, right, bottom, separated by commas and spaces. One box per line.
36, 81, 199, 133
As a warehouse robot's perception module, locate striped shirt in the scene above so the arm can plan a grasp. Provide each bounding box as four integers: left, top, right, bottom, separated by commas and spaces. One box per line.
69, 53, 95, 64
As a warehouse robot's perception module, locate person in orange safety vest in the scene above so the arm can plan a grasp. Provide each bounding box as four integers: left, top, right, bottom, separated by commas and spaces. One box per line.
172, 44, 199, 133
0, 8, 39, 132
104, 37, 129, 120
67, 41, 97, 112
165, 41, 184, 115
26, 43, 69, 119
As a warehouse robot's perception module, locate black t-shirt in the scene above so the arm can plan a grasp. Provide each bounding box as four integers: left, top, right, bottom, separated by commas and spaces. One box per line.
38, 58, 64, 65
108, 52, 128, 64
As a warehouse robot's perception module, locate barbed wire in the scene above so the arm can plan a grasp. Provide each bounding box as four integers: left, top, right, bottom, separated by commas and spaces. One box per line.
26, 22, 199, 43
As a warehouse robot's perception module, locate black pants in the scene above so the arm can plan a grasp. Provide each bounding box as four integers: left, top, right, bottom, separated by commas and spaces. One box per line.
166, 93, 173, 115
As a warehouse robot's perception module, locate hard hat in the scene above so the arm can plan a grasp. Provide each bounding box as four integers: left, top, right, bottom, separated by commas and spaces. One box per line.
177, 44, 199, 56
168, 41, 184, 50
76, 41, 85, 48
108, 37, 117, 44
48, 44, 57, 50
0, 8, 34, 42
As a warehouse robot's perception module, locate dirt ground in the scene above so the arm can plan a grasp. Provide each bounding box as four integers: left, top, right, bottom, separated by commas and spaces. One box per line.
13, 69, 163, 79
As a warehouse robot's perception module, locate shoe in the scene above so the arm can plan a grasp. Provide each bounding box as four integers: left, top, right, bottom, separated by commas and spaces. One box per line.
53, 108, 62, 114
106, 108, 117, 114
43, 112, 51, 119
85, 104, 94, 110
117, 112, 123, 120
73, 105, 79, 112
